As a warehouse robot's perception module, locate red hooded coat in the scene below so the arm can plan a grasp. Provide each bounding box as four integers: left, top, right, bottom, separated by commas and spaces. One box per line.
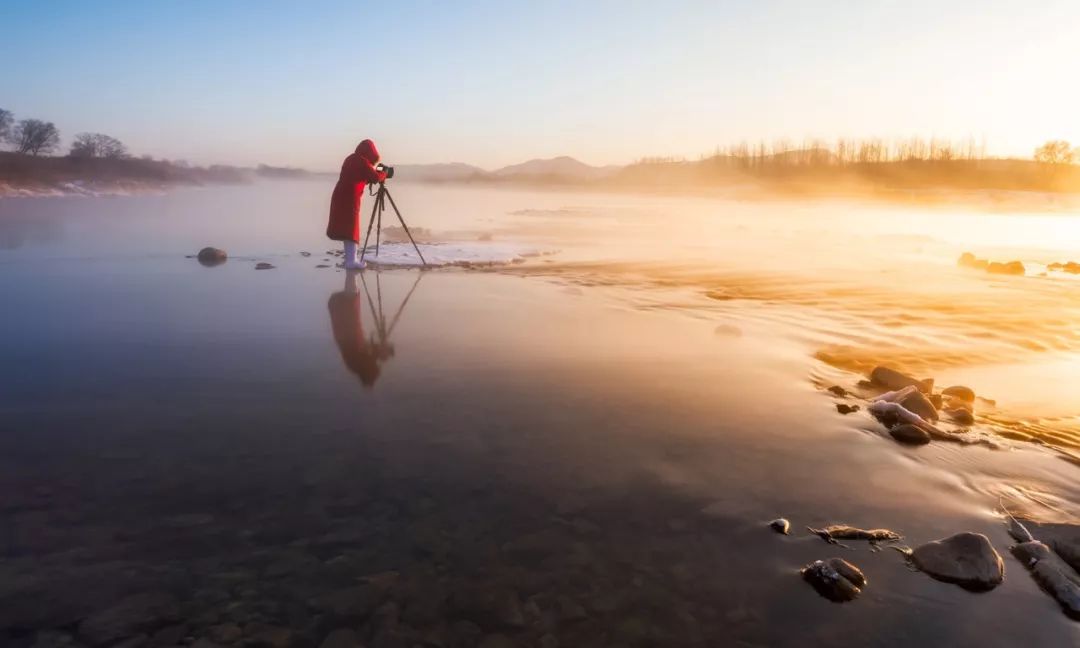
326, 139, 388, 242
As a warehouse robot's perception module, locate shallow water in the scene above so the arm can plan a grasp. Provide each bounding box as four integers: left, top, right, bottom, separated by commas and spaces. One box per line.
1, 181, 1079, 647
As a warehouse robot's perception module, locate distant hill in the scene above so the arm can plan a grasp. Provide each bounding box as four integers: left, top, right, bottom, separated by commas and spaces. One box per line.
493, 156, 618, 180
393, 162, 487, 182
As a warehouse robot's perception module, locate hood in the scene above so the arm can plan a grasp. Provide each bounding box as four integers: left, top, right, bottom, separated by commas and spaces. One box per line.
355, 139, 380, 164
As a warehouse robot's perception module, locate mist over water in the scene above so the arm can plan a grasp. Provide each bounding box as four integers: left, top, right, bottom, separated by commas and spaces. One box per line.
2, 181, 1080, 646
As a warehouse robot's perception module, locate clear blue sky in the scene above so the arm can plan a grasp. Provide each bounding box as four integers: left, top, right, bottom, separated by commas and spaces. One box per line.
2, 0, 1077, 170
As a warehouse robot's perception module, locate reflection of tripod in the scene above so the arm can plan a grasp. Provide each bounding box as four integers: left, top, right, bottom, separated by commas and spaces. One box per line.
358, 270, 424, 359
360, 183, 428, 268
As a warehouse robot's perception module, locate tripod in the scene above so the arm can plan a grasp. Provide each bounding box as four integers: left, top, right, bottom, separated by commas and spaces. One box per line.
360, 183, 428, 268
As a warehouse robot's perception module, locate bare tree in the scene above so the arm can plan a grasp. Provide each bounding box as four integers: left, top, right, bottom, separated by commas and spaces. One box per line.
70, 132, 129, 159
10, 119, 60, 155
0, 109, 12, 147
1034, 140, 1075, 164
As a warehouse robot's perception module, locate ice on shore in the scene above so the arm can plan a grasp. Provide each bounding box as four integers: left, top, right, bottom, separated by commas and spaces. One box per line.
359, 241, 551, 268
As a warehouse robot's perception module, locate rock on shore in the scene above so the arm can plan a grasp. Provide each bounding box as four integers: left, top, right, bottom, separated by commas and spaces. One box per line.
196, 247, 227, 267
910, 532, 1004, 590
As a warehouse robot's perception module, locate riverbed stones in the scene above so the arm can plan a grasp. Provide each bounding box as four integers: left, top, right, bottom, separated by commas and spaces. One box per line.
196, 247, 227, 266
208, 623, 242, 644
889, 424, 931, 446
450, 587, 525, 631
76, 592, 180, 647
910, 532, 1004, 590
319, 628, 362, 648
800, 558, 866, 602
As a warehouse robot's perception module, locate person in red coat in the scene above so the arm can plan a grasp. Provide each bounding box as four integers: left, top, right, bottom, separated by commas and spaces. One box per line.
327, 139, 387, 270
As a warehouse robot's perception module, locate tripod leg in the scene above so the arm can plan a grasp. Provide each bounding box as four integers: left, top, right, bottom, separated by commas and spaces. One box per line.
360, 188, 381, 262
381, 188, 428, 268
374, 188, 383, 258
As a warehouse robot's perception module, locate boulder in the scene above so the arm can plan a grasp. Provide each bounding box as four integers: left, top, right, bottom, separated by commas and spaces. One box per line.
898, 390, 938, 421
987, 261, 1025, 275
870, 367, 932, 393
836, 404, 859, 415
910, 532, 1004, 590
1017, 521, 1080, 575
942, 386, 975, 402
255, 262, 275, 270
889, 424, 930, 446
196, 247, 227, 266
800, 558, 866, 602
77, 592, 180, 647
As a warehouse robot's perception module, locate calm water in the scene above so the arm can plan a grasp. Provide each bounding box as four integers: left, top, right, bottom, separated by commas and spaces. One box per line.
1, 181, 1079, 647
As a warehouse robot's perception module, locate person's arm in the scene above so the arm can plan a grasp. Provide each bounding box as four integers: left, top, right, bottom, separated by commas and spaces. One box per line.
347, 157, 387, 185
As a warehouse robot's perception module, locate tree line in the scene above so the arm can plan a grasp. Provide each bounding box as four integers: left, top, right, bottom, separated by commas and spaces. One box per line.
687, 136, 1079, 170
0, 108, 129, 159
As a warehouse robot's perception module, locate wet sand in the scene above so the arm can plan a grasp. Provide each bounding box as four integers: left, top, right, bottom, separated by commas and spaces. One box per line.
2, 183, 1079, 647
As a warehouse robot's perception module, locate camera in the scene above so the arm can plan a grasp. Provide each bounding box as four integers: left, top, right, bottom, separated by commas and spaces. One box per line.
376, 163, 395, 179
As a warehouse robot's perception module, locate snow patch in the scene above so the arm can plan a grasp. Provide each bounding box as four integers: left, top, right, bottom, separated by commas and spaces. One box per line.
360, 241, 552, 268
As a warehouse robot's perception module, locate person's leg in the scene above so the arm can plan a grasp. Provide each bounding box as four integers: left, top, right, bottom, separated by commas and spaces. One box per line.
343, 240, 366, 270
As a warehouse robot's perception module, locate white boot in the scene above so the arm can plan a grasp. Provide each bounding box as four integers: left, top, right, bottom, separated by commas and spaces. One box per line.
343, 240, 366, 270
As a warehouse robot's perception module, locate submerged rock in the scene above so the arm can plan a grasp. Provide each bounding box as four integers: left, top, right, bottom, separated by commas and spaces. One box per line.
801, 558, 866, 602
870, 366, 932, 394
910, 532, 1004, 590
889, 424, 931, 446
1011, 541, 1080, 620
942, 385, 976, 403
827, 385, 848, 397
945, 408, 975, 426
196, 247, 227, 267
836, 403, 859, 415
769, 518, 791, 535
255, 262, 275, 270
809, 525, 901, 545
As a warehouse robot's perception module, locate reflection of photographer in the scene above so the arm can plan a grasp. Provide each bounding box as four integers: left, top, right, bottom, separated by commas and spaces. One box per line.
325, 139, 394, 270
327, 272, 386, 387
326, 271, 421, 389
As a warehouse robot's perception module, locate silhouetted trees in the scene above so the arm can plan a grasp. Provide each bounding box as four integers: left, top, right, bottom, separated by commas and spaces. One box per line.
9, 119, 60, 156
0, 109, 12, 146
70, 133, 129, 159
1034, 140, 1076, 165
704, 136, 989, 170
